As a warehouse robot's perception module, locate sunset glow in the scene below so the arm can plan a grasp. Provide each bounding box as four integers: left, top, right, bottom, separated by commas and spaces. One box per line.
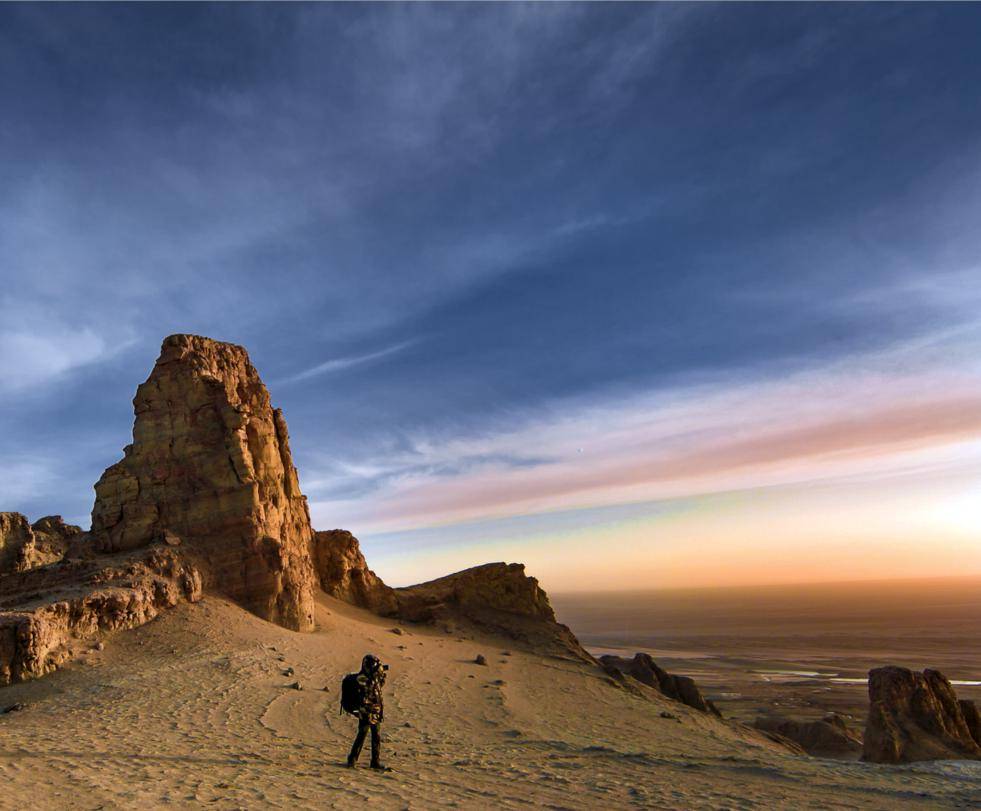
2, 4, 980, 592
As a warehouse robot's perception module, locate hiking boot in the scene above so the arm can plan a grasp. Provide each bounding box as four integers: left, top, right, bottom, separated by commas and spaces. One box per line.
370, 762, 390, 772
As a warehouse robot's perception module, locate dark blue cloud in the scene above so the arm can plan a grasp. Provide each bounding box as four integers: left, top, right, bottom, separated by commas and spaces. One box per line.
2, 4, 980, 535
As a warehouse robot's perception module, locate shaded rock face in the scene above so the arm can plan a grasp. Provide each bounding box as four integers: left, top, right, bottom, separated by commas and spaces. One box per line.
0, 547, 201, 685
753, 714, 862, 758
0, 514, 82, 574
311, 530, 398, 615
961, 700, 981, 748
395, 563, 588, 660
862, 666, 981, 763
90, 334, 316, 631
599, 653, 721, 717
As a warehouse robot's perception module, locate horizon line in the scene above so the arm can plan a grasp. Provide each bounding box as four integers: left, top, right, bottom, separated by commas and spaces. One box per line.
548, 571, 981, 597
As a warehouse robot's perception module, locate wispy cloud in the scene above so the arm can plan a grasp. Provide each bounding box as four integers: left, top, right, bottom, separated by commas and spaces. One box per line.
279, 340, 418, 385
307, 328, 981, 534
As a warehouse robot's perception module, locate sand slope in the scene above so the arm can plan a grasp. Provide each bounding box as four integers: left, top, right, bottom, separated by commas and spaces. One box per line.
0, 592, 979, 810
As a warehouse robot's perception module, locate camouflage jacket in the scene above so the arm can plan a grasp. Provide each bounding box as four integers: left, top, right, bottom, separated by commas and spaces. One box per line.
356, 669, 386, 724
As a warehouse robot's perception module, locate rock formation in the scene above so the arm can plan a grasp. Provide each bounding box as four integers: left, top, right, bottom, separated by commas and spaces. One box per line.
311, 530, 398, 615
395, 563, 589, 660
0, 546, 201, 685
0, 513, 34, 573
0, 513, 82, 574
90, 334, 316, 631
1, 334, 592, 683
753, 714, 862, 758
862, 666, 981, 763
599, 652, 721, 716
960, 699, 981, 748
396, 562, 555, 623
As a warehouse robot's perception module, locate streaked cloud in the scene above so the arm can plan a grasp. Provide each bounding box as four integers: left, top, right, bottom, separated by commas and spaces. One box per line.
279, 340, 418, 385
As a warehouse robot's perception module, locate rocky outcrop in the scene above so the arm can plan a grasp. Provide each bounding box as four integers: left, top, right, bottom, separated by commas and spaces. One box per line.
2, 334, 598, 685
961, 700, 981, 748
862, 666, 981, 763
395, 563, 589, 660
0, 514, 81, 574
311, 530, 398, 615
23, 516, 83, 570
599, 652, 721, 716
753, 714, 862, 758
397, 563, 555, 623
0, 546, 201, 685
90, 334, 316, 631
0, 513, 34, 573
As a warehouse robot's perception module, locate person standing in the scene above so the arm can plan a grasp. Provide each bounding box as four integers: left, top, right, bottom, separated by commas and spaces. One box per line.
346, 654, 388, 770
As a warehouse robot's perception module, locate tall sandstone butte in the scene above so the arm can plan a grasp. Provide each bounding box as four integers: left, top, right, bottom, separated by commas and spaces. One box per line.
90, 334, 316, 631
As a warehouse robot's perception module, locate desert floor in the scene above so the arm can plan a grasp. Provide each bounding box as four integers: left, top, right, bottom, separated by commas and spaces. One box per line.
1, 593, 979, 810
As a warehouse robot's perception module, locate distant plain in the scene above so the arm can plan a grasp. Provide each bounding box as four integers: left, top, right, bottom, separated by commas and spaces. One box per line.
552, 576, 981, 726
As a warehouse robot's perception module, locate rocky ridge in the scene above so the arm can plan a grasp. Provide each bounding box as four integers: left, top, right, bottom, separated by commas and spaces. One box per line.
394, 562, 590, 660
0, 334, 583, 683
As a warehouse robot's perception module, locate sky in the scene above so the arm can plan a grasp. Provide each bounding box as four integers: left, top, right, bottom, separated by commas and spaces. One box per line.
1, 4, 980, 592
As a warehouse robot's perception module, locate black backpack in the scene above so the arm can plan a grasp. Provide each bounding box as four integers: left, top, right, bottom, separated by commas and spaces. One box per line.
340, 672, 364, 716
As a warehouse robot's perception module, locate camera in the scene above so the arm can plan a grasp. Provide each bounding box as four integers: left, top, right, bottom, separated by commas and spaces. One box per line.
382, 664, 389, 671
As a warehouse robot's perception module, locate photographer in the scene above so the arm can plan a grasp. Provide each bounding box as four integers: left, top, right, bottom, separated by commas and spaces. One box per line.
346, 654, 389, 770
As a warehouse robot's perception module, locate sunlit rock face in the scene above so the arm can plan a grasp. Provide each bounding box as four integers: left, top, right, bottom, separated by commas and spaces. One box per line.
862, 666, 981, 763
311, 529, 399, 616
0, 546, 202, 685
0, 514, 81, 574
393, 562, 590, 660
90, 334, 316, 631
0, 513, 34, 574
396, 562, 557, 624
2, 334, 593, 686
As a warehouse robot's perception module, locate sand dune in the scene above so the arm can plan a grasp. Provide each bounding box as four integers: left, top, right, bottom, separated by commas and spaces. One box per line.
1, 592, 979, 809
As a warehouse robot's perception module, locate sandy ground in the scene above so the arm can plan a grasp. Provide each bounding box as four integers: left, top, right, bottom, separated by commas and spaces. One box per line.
0, 593, 979, 810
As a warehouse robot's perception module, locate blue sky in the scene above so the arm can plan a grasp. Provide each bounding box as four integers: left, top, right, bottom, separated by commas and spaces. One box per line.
2, 4, 981, 589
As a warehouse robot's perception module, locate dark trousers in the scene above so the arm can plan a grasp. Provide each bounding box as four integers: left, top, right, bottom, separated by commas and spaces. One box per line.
348, 719, 381, 766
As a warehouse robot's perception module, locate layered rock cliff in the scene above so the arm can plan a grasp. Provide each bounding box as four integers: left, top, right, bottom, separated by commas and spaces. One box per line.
311, 530, 398, 615
0, 546, 201, 685
862, 666, 981, 763
90, 334, 316, 631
